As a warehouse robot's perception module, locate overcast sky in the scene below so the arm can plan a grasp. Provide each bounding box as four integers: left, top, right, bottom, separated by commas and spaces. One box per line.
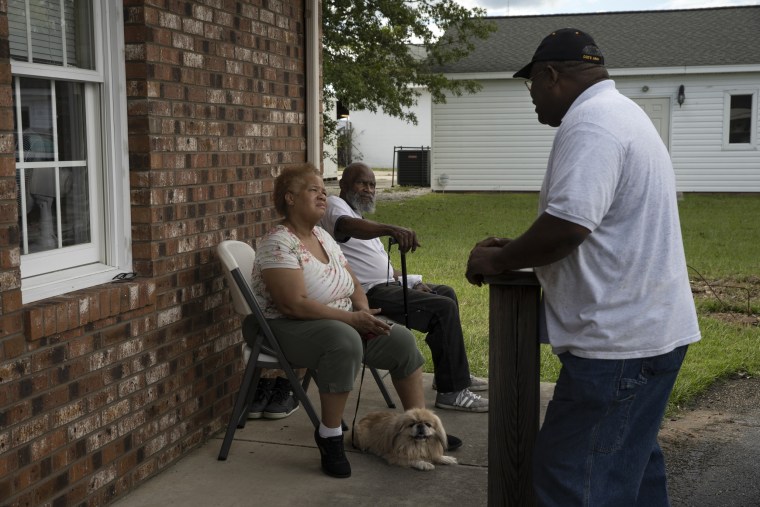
456, 0, 760, 17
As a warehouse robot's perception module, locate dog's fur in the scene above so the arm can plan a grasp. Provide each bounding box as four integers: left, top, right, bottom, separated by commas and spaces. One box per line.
354, 408, 458, 471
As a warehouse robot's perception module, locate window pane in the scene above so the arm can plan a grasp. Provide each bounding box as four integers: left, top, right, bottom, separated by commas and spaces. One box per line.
8, 0, 95, 69
61, 166, 91, 247
18, 77, 54, 162
729, 94, 752, 144
8, 0, 28, 61
24, 166, 57, 253
66, 0, 95, 70
56, 81, 87, 161
30, 0, 64, 66
14, 78, 93, 255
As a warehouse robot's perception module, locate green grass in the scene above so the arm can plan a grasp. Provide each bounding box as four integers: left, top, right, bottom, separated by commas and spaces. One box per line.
370, 193, 760, 412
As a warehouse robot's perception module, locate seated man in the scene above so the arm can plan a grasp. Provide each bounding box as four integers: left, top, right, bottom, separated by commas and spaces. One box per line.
319, 162, 488, 412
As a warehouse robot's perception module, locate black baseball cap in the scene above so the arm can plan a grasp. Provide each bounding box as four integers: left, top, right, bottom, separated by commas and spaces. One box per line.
513, 28, 604, 79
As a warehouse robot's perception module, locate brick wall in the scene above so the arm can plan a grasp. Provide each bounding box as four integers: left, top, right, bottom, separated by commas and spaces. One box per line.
0, 1, 308, 505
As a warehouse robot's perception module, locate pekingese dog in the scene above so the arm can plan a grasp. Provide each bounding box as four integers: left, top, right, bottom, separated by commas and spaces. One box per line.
354, 407, 458, 471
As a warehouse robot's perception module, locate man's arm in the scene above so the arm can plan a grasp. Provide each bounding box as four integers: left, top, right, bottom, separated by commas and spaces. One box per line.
335, 216, 420, 253
466, 212, 590, 285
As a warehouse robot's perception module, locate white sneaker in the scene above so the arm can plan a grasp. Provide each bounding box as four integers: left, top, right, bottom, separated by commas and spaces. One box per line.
435, 388, 489, 412
433, 374, 488, 392
468, 375, 488, 392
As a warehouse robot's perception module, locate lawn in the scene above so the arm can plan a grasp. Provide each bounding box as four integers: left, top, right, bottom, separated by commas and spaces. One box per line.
370, 192, 760, 412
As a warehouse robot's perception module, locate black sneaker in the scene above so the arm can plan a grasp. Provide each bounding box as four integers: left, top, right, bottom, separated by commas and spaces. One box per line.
248, 378, 274, 420
314, 430, 351, 478
263, 377, 300, 419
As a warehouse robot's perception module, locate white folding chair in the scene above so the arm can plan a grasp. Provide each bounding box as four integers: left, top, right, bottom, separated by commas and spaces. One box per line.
216, 240, 394, 461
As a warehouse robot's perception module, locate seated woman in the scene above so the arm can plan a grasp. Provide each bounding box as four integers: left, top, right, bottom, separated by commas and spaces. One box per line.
251, 163, 427, 479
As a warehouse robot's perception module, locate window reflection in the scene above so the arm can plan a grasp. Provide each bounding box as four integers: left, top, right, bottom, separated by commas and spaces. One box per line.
729, 94, 752, 144
14, 77, 91, 254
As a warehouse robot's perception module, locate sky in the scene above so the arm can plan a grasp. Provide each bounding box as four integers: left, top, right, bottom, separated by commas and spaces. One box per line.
455, 0, 760, 17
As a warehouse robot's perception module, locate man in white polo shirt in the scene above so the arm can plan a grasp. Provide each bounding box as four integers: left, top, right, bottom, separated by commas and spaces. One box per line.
319, 162, 488, 413
466, 28, 700, 506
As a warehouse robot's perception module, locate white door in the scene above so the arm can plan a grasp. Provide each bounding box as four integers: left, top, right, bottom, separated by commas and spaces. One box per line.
632, 97, 671, 150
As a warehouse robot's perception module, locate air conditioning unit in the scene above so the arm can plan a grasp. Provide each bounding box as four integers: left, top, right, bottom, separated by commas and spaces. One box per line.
396, 149, 430, 186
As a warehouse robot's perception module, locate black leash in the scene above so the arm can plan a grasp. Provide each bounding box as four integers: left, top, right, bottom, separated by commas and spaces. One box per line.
353, 237, 401, 447
350, 343, 370, 449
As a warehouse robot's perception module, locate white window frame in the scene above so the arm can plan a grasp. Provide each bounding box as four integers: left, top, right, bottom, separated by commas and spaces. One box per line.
722, 89, 758, 150
10, 1, 132, 303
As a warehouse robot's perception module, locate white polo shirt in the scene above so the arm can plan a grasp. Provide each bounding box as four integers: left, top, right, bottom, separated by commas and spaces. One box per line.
535, 80, 700, 359
320, 195, 394, 292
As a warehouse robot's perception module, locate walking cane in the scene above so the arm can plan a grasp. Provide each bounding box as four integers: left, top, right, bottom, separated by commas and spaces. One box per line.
388, 237, 410, 327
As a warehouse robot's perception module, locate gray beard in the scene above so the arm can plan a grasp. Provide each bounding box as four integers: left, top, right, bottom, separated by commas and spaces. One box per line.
346, 190, 376, 214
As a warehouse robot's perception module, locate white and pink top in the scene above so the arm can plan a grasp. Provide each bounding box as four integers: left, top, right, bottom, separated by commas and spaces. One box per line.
252, 225, 355, 319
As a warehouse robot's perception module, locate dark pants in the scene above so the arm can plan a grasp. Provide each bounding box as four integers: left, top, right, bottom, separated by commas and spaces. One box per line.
533, 345, 689, 507
365, 282, 471, 392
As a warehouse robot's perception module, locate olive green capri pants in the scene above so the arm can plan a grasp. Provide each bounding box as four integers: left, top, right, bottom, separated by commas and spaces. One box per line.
267, 318, 424, 393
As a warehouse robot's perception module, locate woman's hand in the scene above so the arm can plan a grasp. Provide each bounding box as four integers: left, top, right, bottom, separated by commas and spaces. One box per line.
349, 308, 392, 338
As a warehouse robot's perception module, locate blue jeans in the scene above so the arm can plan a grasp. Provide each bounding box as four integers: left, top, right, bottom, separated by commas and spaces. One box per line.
533, 345, 689, 507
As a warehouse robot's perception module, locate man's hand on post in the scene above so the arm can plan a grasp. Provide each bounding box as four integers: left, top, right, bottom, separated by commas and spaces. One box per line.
466, 238, 511, 286
475, 236, 511, 249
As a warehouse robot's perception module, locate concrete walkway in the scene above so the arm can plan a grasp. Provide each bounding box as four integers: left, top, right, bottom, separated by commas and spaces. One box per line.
112, 373, 555, 507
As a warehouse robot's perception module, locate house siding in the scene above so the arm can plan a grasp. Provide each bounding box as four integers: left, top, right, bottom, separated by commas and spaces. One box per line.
348, 88, 432, 169
432, 79, 554, 191
431, 73, 760, 192
0, 1, 309, 505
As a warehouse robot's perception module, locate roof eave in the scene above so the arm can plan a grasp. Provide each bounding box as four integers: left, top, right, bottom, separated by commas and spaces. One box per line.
442, 64, 760, 81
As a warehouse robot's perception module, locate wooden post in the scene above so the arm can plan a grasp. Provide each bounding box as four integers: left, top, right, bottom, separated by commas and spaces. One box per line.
485, 270, 541, 507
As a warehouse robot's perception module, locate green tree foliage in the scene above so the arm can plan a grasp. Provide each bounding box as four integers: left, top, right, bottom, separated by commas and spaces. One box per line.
323, 0, 496, 129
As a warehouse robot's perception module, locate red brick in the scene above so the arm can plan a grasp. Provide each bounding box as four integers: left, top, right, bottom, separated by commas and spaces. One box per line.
0, 313, 23, 338
42, 304, 57, 337
55, 302, 69, 334
2, 334, 25, 359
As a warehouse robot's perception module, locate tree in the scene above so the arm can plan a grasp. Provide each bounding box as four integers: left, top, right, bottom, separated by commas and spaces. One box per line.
322, 0, 496, 131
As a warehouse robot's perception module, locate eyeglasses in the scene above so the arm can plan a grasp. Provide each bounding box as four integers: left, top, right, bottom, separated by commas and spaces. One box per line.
524, 68, 550, 91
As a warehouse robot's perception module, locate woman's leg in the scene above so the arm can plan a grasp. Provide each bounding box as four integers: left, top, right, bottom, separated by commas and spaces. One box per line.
364, 323, 426, 409
391, 366, 425, 409
268, 318, 363, 424
268, 318, 362, 478
319, 392, 350, 428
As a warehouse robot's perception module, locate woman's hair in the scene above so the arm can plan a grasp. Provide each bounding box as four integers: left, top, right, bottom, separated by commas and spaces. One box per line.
273, 163, 321, 217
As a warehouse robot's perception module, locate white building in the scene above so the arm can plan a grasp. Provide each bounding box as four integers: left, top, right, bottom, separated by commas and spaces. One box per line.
340, 87, 432, 170
342, 7, 760, 192
430, 6, 760, 192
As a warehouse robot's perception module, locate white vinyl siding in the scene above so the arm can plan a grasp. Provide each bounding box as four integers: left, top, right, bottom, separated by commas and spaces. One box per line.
432, 73, 760, 193
432, 79, 554, 192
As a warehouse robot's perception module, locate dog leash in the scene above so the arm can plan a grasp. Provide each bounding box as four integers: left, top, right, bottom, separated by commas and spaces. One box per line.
350, 344, 370, 449
352, 237, 403, 448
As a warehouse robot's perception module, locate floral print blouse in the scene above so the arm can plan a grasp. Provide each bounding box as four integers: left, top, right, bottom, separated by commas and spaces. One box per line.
252, 225, 355, 319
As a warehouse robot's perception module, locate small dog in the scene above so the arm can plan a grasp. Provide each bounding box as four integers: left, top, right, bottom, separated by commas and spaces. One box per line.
354, 407, 458, 471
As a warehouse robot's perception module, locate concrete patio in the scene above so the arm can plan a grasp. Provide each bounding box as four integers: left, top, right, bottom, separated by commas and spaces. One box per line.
111, 372, 554, 507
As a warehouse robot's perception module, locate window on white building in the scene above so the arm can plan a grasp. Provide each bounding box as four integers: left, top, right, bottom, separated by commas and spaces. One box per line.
725, 92, 756, 148
9, 0, 131, 303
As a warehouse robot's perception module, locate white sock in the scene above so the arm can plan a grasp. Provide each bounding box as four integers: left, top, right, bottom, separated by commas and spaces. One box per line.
318, 422, 342, 438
